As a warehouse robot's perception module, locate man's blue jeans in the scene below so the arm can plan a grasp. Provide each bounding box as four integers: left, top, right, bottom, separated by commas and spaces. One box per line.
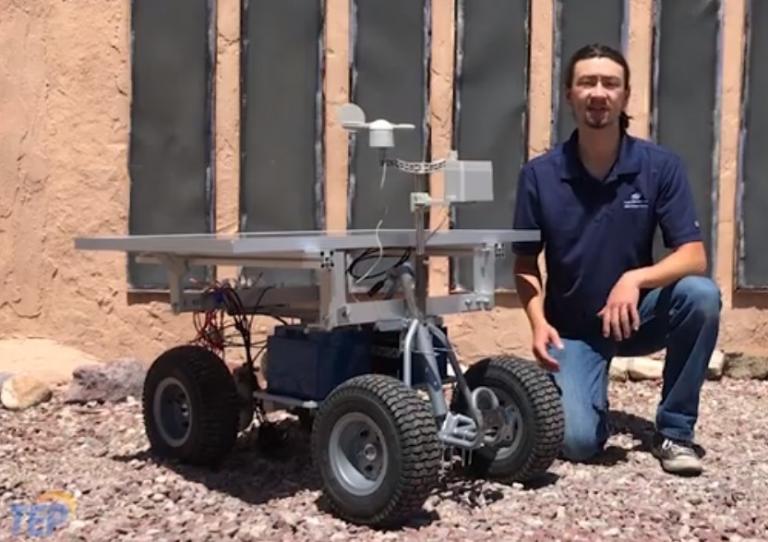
547, 276, 722, 462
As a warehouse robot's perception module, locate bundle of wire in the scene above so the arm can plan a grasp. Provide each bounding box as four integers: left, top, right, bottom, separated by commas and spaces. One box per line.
348, 155, 451, 288
352, 161, 390, 286
191, 281, 271, 365
346, 247, 411, 282
348, 161, 411, 288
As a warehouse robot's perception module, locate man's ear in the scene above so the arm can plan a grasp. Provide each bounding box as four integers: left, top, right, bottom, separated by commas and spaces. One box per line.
624, 85, 631, 108
565, 88, 572, 104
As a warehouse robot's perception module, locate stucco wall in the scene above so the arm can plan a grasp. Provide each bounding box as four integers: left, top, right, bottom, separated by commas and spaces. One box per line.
0, 0, 765, 365
0, 0, 190, 361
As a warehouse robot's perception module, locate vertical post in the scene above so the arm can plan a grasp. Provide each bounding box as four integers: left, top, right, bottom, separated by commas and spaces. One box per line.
427, 0, 455, 296
625, 0, 653, 139
216, 0, 241, 282
529, 0, 554, 279
717, 0, 747, 307
324, 0, 350, 233
529, 0, 553, 158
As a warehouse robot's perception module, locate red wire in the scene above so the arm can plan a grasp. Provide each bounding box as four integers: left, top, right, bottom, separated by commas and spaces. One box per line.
190, 281, 259, 361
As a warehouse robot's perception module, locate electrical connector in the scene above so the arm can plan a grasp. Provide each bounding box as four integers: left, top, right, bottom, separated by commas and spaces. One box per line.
410, 192, 432, 211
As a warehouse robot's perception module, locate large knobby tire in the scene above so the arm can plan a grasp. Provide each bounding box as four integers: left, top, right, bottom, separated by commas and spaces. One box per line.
312, 375, 440, 527
142, 345, 239, 466
452, 356, 564, 482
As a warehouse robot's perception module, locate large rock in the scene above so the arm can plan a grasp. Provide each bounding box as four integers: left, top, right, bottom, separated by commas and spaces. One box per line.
1, 374, 52, 410
627, 357, 663, 381
723, 354, 768, 380
0, 339, 100, 386
0, 372, 13, 388
64, 358, 147, 404
706, 350, 725, 381
609, 358, 629, 382
616, 351, 725, 382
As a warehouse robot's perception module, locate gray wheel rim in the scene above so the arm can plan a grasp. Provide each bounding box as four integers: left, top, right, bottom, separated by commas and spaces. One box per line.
153, 377, 193, 447
328, 412, 388, 496
487, 387, 525, 460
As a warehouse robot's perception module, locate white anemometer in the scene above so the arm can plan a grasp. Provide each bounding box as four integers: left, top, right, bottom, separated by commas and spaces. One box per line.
337, 103, 416, 149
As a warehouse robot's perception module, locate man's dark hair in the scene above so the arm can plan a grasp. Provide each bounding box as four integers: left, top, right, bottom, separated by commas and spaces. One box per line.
565, 43, 631, 131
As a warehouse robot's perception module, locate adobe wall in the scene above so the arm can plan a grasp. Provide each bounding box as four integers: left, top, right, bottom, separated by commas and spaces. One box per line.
0, 0, 764, 365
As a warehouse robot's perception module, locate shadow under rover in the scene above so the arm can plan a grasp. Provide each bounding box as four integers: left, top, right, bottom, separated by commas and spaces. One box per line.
112, 416, 322, 507
112, 410, 676, 530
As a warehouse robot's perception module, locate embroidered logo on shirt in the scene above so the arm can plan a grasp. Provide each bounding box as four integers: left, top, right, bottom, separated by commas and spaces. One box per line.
623, 191, 649, 209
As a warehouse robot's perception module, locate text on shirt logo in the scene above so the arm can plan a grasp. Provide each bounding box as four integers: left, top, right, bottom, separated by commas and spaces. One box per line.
623, 191, 648, 209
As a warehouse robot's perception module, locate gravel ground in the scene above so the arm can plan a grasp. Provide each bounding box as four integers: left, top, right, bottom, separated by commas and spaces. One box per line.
1, 378, 767, 541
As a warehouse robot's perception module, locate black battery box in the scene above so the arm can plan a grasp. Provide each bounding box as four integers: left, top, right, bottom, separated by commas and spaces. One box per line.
369, 326, 449, 386
265, 326, 371, 401
265, 325, 449, 401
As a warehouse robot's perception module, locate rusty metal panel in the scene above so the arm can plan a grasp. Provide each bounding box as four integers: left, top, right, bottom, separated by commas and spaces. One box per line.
348, 0, 430, 231
240, 0, 324, 286
652, 0, 721, 268
553, 0, 626, 143
128, 0, 215, 289
739, 0, 768, 287
452, 0, 529, 290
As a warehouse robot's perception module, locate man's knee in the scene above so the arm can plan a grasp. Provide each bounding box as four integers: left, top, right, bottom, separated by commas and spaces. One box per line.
562, 426, 605, 462
559, 396, 608, 462
674, 276, 721, 321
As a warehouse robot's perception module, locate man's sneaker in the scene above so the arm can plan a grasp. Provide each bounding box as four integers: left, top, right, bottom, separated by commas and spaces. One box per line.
651, 436, 702, 476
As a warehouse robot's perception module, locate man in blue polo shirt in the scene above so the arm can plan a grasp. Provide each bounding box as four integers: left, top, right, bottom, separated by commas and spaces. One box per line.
512, 43, 721, 476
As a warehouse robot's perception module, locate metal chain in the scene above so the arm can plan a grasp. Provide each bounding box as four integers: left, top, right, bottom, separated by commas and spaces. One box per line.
383, 158, 447, 174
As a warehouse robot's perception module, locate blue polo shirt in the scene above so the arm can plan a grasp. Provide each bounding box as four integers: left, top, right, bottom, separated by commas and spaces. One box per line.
512, 130, 702, 338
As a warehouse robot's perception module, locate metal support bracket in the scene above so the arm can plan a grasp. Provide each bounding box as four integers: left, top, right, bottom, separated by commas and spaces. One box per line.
472, 245, 495, 310
318, 250, 348, 328
155, 254, 191, 313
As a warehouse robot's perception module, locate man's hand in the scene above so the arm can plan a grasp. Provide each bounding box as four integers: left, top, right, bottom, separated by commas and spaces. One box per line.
514, 255, 564, 371
598, 271, 641, 340
532, 322, 564, 372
